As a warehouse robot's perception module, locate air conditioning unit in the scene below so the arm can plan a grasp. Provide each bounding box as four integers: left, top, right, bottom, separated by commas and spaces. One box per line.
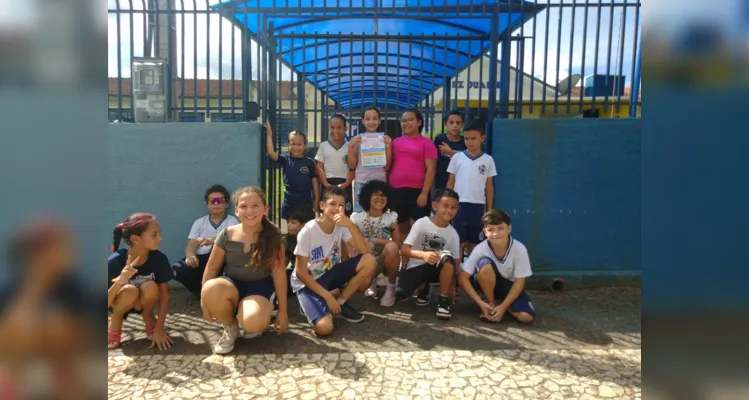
132, 58, 168, 123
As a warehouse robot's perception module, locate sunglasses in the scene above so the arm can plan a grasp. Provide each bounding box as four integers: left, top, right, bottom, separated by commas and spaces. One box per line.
209, 197, 227, 205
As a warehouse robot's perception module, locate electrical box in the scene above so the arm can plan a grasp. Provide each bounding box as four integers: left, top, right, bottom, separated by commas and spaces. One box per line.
132, 58, 168, 123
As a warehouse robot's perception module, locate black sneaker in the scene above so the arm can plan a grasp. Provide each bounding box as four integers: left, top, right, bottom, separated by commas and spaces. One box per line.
436, 295, 452, 319
415, 283, 431, 307
339, 302, 365, 323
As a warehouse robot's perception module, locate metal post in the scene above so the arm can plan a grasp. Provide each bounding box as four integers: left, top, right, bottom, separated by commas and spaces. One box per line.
629, 34, 641, 118
486, 4, 499, 154
499, 37, 512, 119
297, 73, 305, 129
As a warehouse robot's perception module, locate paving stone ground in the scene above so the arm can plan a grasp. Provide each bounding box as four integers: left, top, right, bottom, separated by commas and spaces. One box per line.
108, 286, 641, 399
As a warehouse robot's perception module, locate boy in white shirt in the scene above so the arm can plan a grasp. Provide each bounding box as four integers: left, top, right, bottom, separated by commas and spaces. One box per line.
447, 119, 497, 260
291, 186, 376, 336
458, 209, 535, 324
171, 184, 239, 295
396, 188, 461, 319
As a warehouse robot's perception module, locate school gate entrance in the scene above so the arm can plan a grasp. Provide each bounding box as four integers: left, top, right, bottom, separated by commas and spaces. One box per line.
218, 0, 540, 223
109, 0, 641, 226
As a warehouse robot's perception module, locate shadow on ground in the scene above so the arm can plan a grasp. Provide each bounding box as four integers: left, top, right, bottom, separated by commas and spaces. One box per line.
113, 286, 640, 383
115, 285, 639, 353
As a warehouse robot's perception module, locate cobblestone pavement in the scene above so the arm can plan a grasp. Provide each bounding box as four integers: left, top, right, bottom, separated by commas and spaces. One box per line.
108, 286, 641, 399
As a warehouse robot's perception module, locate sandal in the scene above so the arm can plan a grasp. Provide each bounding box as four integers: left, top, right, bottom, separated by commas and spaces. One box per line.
145, 324, 156, 341
108, 330, 122, 349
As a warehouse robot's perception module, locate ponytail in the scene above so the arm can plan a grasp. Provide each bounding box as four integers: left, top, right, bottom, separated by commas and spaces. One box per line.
251, 216, 282, 271
112, 214, 156, 252
111, 223, 124, 252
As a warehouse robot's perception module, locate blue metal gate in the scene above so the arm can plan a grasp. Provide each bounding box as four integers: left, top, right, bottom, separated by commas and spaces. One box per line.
108, 0, 642, 224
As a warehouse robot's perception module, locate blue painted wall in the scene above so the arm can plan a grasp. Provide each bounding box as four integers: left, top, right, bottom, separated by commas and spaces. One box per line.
492, 119, 641, 287
108, 122, 262, 263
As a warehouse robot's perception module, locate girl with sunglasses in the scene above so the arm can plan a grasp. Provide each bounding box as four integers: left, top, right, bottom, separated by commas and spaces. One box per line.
171, 184, 240, 296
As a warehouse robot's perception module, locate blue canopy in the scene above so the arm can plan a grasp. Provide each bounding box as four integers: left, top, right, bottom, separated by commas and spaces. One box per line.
217, 0, 540, 109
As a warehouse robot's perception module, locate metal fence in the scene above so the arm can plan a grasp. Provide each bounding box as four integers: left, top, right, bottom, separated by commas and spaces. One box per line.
108, 0, 642, 223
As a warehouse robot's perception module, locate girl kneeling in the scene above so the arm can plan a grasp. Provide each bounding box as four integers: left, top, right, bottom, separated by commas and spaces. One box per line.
107, 213, 174, 350
200, 187, 288, 354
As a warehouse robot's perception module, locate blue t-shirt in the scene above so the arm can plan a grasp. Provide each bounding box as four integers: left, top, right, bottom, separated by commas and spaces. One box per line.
275, 154, 317, 205
107, 248, 172, 288
433, 133, 466, 190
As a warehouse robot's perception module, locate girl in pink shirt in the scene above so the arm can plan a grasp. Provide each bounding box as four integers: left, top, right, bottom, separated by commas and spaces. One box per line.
390, 108, 437, 239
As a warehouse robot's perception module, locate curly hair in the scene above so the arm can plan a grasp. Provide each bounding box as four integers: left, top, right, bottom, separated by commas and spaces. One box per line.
358, 180, 394, 212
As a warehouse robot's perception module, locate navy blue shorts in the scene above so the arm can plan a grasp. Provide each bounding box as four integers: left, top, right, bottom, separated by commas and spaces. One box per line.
296, 255, 361, 326
453, 202, 485, 244
470, 258, 535, 317
219, 275, 275, 303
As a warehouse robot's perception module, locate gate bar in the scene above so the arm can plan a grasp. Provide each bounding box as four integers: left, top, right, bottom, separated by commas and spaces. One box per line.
486, 3, 499, 154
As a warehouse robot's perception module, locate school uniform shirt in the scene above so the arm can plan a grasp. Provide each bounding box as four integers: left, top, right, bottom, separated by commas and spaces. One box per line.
461, 237, 532, 281
188, 214, 240, 255
390, 135, 438, 189
290, 219, 352, 292
433, 133, 466, 189
275, 154, 317, 204
315, 140, 350, 179
107, 249, 172, 288
350, 211, 398, 257
403, 217, 460, 270
446, 150, 497, 204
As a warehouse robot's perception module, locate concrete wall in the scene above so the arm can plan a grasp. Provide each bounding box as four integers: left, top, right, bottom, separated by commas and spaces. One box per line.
492, 119, 641, 287
108, 122, 262, 263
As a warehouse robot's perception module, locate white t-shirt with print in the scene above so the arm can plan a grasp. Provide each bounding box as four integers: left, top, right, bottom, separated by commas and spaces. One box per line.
404, 217, 460, 270
350, 211, 398, 256
188, 214, 240, 255
290, 219, 353, 292
446, 151, 497, 204
461, 237, 532, 281
315, 140, 350, 179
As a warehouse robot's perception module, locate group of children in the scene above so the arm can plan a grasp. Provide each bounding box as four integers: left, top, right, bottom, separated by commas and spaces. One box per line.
107, 107, 536, 355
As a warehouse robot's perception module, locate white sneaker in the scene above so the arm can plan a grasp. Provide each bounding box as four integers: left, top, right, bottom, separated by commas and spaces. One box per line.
242, 330, 263, 339
213, 322, 239, 354
380, 285, 396, 307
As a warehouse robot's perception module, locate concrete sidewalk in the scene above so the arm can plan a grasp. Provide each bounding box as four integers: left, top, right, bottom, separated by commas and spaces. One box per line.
108, 286, 641, 399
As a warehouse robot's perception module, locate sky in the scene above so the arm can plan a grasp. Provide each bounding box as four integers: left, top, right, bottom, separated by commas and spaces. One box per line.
107, 0, 643, 89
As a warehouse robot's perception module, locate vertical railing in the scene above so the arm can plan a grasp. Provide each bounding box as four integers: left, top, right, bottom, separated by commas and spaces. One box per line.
107, 0, 642, 124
